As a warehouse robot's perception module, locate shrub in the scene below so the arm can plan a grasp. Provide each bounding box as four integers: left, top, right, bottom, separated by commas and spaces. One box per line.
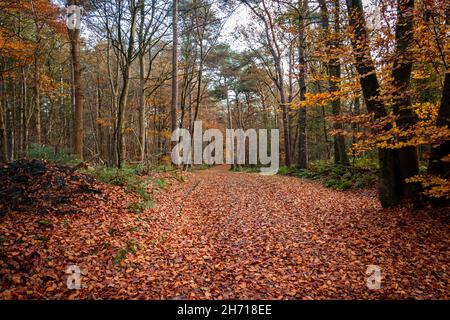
278, 160, 377, 191
86, 164, 169, 214
28, 144, 79, 165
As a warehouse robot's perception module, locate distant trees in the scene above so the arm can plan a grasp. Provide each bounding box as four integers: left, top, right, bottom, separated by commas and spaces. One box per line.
0, 0, 448, 205
241, 0, 293, 166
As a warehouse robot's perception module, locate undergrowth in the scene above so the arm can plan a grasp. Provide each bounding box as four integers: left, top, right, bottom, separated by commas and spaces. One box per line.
84, 164, 169, 214
278, 160, 378, 190
28, 143, 79, 165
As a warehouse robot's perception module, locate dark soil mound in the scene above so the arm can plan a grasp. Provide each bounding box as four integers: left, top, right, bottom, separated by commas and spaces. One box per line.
0, 159, 101, 215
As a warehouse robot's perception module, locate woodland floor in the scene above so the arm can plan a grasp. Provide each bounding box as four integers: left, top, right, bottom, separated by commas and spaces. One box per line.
0, 165, 449, 299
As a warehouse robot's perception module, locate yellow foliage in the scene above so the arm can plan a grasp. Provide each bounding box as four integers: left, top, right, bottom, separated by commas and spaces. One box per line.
406, 175, 450, 199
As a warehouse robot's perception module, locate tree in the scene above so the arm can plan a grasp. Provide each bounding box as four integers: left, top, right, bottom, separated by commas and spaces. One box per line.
318, 0, 349, 166
171, 0, 178, 137
241, 0, 292, 166
345, 0, 422, 207
67, 0, 84, 160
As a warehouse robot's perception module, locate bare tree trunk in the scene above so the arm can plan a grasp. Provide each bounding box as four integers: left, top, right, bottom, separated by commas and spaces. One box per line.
33, 55, 41, 145
117, 66, 131, 168
116, 1, 138, 168
275, 58, 291, 167
138, 0, 146, 162
171, 0, 178, 135
242, 0, 291, 166
68, 0, 83, 160
96, 64, 103, 159
21, 69, 28, 156
318, 0, 348, 166
0, 78, 8, 162
225, 78, 235, 169
297, 0, 307, 168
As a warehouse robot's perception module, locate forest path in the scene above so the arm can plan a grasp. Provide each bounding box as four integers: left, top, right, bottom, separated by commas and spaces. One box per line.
136, 165, 448, 299
3, 164, 447, 299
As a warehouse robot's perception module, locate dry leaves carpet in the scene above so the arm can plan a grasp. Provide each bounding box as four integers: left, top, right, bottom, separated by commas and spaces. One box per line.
1, 165, 448, 299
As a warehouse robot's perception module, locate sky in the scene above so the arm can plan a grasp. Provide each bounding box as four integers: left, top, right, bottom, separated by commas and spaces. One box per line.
218, 0, 377, 52
219, 3, 252, 52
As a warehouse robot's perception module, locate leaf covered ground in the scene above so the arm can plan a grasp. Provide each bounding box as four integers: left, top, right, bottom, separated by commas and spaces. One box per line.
0, 165, 448, 299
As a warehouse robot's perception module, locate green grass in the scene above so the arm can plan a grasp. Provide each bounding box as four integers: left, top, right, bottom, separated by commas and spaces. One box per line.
114, 249, 128, 264
113, 240, 140, 264
84, 164, 172, 214
230, 165, 261, 173
187, 164, 212, 171
278, 160, 378, 191
37, 219, 51, 226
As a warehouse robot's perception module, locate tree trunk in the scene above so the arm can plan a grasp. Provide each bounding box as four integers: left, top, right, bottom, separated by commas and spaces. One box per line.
138, 0, 146, 162
33, 55, 41, 145
171, 0, 178, 135
297, 3, 307, 168
0, 81, 8, 162
391, 0, 419, 198
68, 0, 83, 160
276, 58, 291, 167
96, 65, 103, 160
428, 8, 450, 178
117, 66, 131, 168
319, 0, 349, 166
116, 2, 138, 168
428, 70, 450, 177
225, 78, 235, 169
346, 0, 402, 207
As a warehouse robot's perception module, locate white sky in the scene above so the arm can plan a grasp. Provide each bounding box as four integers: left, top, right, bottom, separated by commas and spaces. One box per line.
219, 3, 252, 52
219, 0, 377, 52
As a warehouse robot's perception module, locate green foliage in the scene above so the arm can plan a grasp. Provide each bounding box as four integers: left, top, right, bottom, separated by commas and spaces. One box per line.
28, 144, 79, 165
351, 156, 379, 170
148, 164, 175, 173
128, 200, 154, 214
114, 240, 140, 264
114, 249, 128, 264
230, 165, 261, 173
37, 219, 51, 226
187, 164, 212, 171
86, 164, 170, 214
149, 177, 167, 189
277, 166, 297, 175
278, 161, 377, 190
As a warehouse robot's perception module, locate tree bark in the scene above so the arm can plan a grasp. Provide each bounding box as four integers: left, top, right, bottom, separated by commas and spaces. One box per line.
68, 0, 83, 160
391, 0, 419, 198
33, 55, 41, 145
138, 0, 146, 162
171, 0, 178, 136
428, 8, 450, 178
346, 0, 402, 207
297, 1, 307, 168
318, 0, 349, 166
116, 1, 138, 168
0, 80, 8, 163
